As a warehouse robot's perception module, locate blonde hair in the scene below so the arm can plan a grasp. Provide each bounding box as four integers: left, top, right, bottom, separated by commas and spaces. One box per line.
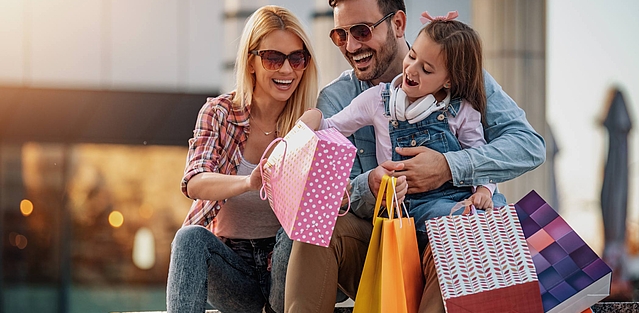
233, 5, 319, 134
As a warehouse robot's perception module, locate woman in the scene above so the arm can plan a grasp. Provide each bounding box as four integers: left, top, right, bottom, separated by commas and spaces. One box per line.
166, 5, 318, 313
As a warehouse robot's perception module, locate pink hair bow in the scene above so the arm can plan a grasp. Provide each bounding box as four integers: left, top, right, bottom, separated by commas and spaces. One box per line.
420, 10, 459, 24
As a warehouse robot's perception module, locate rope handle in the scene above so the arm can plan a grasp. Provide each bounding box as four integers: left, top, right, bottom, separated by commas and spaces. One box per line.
338, 189, 351, 216
259, 137, 287, 201
449, 199, 476, 216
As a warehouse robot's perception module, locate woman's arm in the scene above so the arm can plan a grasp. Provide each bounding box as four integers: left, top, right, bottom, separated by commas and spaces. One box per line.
186, 167, 261, 201
182, 95, 258, 202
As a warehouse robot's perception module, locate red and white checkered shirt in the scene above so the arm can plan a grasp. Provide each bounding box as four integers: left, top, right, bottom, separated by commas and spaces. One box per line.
181, 93, 250, 231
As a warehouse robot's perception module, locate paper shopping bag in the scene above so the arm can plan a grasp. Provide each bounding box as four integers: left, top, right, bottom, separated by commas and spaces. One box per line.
426, 204, 544, 313
353, 175, 423, 313
515, 191, 612, 313
260, 120, 356, 247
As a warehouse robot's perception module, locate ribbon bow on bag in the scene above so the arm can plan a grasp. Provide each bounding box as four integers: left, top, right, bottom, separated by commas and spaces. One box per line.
419, 10, 459, 24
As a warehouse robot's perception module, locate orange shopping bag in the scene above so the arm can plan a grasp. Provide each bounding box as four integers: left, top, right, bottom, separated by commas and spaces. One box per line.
353, 175, 423, 313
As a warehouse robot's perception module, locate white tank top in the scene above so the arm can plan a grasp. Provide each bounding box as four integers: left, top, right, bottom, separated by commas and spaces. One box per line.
214, 156, 281, 239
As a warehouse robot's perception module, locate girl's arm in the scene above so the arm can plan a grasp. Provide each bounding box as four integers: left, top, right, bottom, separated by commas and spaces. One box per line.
299, 85, 383, 140
317, 85, 383, 136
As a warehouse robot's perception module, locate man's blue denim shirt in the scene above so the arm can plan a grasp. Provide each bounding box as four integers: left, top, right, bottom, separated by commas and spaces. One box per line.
316, 69, 546, 219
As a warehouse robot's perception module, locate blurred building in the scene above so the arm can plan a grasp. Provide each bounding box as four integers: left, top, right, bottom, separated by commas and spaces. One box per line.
0, 0, 547, 312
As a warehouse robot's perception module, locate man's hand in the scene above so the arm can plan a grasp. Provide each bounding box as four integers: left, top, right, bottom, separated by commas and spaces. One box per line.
369, 161, 408, 204
391, 146, 452, 194
467, 186, 493, 209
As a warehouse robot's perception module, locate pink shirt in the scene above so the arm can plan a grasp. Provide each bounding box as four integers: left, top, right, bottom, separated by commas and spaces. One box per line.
319, 83, 496, 195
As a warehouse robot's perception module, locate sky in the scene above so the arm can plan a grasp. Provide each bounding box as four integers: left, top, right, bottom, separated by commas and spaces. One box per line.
547, 0, 639, 253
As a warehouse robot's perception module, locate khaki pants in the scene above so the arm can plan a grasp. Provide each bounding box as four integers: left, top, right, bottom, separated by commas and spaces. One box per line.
284, 213, 445, 313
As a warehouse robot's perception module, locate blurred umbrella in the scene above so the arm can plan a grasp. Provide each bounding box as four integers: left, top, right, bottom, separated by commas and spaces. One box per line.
601, 88, 633, 299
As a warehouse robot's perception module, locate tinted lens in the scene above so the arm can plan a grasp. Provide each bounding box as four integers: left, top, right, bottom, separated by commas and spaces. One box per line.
329, 29, 348, 46
261, 50, 286, 70
329, 24, 372, 46
288, 51, 308, 70
349, 24, 372, 41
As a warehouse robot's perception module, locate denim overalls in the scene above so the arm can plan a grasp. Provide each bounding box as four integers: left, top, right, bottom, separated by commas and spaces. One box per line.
381, 84, 507, 253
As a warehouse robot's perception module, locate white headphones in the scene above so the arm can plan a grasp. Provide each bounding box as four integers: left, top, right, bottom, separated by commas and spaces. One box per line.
388, 74, 450, 124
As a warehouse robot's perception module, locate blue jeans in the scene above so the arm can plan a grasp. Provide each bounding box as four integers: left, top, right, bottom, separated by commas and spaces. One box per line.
166, 225, 290, 313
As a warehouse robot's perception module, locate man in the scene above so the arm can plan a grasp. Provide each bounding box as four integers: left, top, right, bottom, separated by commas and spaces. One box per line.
282, 0, 546, 312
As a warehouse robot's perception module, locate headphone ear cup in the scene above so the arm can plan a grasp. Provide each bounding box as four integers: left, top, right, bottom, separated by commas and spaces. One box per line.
393, 88, 407, 121
389, 87, 398, 121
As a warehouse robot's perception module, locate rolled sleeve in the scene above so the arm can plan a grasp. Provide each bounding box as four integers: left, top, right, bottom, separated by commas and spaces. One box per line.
445, 70, 546, 187
348, 170, 377, 219
444, 149, 475, 187
180, 99, 227, 199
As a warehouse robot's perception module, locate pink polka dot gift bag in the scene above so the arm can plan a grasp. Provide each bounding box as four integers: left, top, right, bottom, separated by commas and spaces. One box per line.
260, 120, 357, 247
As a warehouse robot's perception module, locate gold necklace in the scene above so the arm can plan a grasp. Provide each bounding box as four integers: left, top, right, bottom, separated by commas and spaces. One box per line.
249, 115, 277, 136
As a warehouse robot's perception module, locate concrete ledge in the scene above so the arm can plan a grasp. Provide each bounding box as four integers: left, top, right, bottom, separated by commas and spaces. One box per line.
110, 308, 353, 313
111, 310, 353, 313
591, 302, 639, 313
113, 302, 639, 313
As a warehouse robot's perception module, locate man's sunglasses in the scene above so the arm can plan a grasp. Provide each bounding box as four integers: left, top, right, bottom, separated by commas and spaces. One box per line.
329, 12, 395, 46
250, 49, 311, 71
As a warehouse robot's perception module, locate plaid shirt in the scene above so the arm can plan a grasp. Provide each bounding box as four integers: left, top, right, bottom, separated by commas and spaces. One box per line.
181, 93, 250, 231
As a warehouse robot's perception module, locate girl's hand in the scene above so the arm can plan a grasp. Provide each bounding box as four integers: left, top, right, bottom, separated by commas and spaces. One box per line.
299, 108, 322, 130
468, 186, 493, 209
368, 161, 408, 207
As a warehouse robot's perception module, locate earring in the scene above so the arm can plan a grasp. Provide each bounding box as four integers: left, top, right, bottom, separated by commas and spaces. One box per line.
444, 83, 450, 88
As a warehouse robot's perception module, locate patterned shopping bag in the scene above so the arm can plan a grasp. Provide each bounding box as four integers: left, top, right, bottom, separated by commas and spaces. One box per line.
426, 205, 544, 313
260, 120, 356, 247
515, 191, 612, 313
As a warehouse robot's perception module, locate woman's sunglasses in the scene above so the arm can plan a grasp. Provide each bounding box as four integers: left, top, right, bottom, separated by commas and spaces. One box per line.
250, 49, 311, 71
329, 12, 395, 46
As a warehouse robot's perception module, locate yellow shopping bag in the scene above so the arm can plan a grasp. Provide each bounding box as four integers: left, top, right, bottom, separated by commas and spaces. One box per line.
353, 175, 423, 313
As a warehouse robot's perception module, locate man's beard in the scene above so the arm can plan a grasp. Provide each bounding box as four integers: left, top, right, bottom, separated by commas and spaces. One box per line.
346, 27, 398, 82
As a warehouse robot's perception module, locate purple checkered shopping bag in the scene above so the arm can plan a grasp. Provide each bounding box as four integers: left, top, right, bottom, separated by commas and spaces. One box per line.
515, 191, 612, 313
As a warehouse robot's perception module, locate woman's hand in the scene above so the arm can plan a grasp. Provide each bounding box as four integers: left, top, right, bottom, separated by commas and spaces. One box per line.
248, 159, 268, 191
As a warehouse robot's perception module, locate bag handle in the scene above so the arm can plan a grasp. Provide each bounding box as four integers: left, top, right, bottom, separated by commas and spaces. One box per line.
259, 137, 287, 201
388, 176, 411, 228
372, 175, 412, 227
449, 199, 476, 216
338, 191, 351, 217
385, 175, 397, 220
372, 175, 391, 223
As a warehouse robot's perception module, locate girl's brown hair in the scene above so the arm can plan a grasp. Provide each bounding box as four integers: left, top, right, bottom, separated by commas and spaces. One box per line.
419, 20, 485, 122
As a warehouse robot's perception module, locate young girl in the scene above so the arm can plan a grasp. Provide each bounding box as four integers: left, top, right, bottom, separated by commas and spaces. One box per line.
300, 11, 506, 252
